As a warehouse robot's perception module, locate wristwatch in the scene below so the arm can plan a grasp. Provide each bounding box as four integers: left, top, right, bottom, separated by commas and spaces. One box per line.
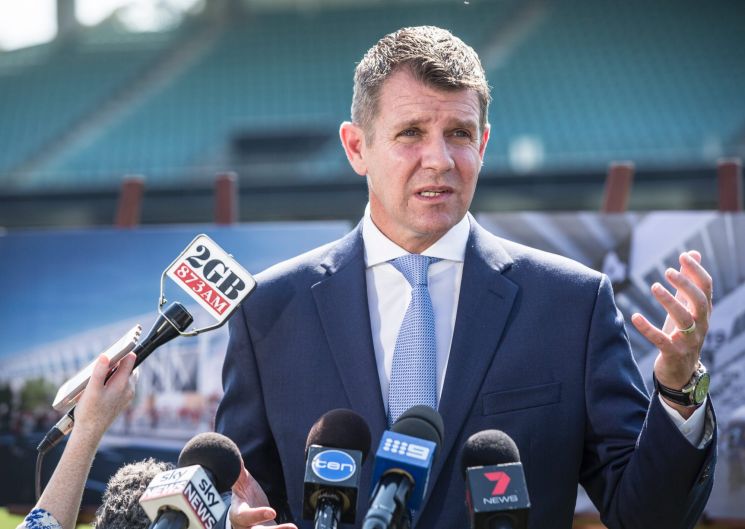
653, 362, 710, 407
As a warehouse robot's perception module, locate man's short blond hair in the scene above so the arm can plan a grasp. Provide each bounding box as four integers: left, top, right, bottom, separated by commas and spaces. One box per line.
351, 25, 491, 138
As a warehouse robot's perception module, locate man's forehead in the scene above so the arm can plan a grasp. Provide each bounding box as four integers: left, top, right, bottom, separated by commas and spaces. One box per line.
379, 68, 480, 106
378, 79, 480, 124
389, 113, 480, 130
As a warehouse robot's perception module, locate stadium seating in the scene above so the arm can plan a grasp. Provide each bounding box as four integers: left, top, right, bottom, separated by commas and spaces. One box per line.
0, 23, 179, 189
484, 0, 745, 171
36, 1, 513, 188
0, 0, 743, 191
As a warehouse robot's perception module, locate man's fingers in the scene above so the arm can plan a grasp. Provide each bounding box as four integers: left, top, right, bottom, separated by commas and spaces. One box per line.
679, 251, 713, 304
233, 466, 251, 494
631, 313, 672, 351
664, 267, 709, 322
650, 282, 695, 332
230, 503, 277, 528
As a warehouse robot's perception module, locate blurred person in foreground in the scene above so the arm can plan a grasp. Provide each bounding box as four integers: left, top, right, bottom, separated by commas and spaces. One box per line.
17, 352, 137, 529
93, 458, 173, 529
216, 26, 716, 529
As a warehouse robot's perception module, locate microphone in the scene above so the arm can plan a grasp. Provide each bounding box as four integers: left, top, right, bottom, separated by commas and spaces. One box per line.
52, 324, 143, 412
362, 405, 444, 529
37, 302, 193, 454
139, 432, 243, 529
302, 409, 372, 529
460, 430, 530, 529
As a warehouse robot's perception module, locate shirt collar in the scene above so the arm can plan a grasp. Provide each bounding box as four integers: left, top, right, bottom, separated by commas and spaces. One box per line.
362, 203, 470, 267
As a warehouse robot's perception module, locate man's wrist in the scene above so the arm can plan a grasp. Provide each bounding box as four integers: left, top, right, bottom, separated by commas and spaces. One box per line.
659, 395, 700, 419
653, 362, 710, 408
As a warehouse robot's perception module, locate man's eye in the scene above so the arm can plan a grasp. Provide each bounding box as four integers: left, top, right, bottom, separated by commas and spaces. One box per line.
452, 129, 473, 138
399, 129, 419, 137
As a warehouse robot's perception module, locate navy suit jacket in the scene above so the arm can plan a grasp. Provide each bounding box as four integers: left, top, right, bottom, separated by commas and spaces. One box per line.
216, 219, 715, 529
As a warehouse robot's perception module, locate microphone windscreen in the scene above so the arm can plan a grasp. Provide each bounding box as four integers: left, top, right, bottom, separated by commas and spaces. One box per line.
460, 429, 520, 477
165, 302, 194, 331
305, 408, 372, 462
392, 405, 444, 448
178, 432, 242, 493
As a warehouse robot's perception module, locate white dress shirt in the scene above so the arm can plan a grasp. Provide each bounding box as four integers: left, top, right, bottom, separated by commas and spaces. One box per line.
361, 207, 707, 446
362, 207, 469, 410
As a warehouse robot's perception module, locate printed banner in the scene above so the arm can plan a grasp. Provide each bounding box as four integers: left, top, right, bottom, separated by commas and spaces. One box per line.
478, 211, 745, 520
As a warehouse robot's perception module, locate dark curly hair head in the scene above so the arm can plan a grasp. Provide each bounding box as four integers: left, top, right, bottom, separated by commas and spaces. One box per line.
94, 458, 174, 529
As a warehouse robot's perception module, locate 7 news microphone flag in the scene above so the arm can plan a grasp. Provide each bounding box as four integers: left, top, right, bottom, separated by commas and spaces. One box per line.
460, 430, 530, 529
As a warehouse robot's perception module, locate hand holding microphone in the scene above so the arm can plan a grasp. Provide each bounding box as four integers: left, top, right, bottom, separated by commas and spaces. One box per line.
41, 233, 256, 455
72, 350, 138, 447
23, 351, 139, 529
37, 302, 194, 455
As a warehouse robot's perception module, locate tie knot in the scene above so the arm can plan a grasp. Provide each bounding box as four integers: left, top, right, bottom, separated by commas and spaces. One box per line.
391, 254, 439, 286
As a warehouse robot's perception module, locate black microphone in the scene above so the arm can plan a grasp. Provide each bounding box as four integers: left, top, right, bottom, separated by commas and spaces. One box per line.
37, 302, 194, 454
363, 405, 444, 529
460, 430, 530, 529
302, 409, 372, 529
139, 432, 243, 529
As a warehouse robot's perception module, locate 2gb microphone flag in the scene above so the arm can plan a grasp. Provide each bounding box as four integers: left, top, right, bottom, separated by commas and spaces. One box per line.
165, 234, 256, 329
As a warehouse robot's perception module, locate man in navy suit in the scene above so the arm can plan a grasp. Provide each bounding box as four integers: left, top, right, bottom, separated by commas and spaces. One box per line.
216, 26, 715, 529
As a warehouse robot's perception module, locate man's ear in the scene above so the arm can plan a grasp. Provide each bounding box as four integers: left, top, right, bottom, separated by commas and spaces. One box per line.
478, 123, 491, 160
339, 121, 368, 176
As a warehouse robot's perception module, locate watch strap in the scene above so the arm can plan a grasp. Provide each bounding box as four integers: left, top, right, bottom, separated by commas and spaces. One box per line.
653, 363, 708, 407
653, 372, 694, 406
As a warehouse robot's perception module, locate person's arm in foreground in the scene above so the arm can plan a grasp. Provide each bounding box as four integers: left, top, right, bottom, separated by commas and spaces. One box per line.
18, 351, 137, 529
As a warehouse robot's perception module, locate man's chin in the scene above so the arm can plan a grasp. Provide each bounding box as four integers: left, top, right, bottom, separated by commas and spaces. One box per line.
412, 211, 462, 235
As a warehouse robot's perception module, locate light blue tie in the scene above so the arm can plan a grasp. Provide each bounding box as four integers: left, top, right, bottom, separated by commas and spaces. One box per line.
388, 254, 440, 426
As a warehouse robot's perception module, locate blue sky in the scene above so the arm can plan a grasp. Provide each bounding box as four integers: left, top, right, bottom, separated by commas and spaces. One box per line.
0, 0, 201, 50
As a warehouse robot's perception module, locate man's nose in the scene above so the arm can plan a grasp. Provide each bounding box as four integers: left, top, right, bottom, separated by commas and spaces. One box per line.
421, 136, 455, 172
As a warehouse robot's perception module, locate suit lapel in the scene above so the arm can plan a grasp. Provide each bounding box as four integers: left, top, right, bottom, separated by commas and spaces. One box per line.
425, 220, 519, 504
311, 225, 388, 437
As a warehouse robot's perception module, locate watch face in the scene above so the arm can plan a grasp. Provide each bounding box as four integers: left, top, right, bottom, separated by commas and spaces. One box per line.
694, 372, 710, 404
